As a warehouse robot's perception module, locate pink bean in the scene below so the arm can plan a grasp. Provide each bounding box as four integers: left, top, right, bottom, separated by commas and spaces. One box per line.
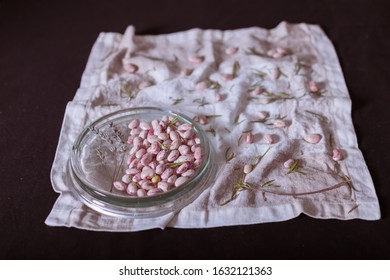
157, 181, 172, 192
130, 128, 141, 136
126, 183, 138, 196
113, 181, 126, 191
167, 150, 180, 162
147, 135, 160, 144
161, 168, 174, 180
194, 147, 204, 160
141, 167, 155, 180
151, 119, 160, 130
141, 180, 155, 191
179, 128, 194, 139
128, 119, 140, 129
122, 174, 132, 184
139, 130, 148, 139
176, 163, 190, 174
137, 189, 147, 197
178, 145, 190, 155
148, 160, 158, 170
126, 154, 135, 165
174, 176, 189, 187
170, 139, 181, 150
177, 123, 193, 131
139, 121, 152, 130
127, 135, 134, 144
157, 132, 168, 140
150, 142, 161, 154
135, 148, 146, 159
140, 152, 153, 166
125, 168, 139, 175
156, 163, 166, 175
167, 174, 178, 185
147, 188, 163, 196
176, 154, 195, 163
132, 136, 143, 147
182, 169, 195, 177
169, 131, 180, 141
132, 173, 142, 182
156, 150, 168, 161
128, 158, 140, 169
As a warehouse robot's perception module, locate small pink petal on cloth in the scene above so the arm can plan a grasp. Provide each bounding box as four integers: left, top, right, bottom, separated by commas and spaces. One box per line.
332, 148, 343, 161
283, 159, 294, 169
195, 81, 210, 90
225, 47, 239, 55
123, 63, 138, 73
188, 55, 204, 64
304, 133, 322, 144
309, 81, 319, 92
180, 68, 193, 77
263, 134, 274, 144
273, 119, 286, 128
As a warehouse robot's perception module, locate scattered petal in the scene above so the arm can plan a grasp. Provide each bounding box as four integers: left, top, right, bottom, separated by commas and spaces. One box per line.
225, 47, 239, 55
250, 86, 264, 96
180, 68, 193, 77
188, 55, 204, 64
215, 92, 224, 102
304, 133, 322, 144
255, 111, 268, 121
198, 115, 208, 125
138, 81, 152, 90
284, 159, 295, 169
195, 80, 210, 90
332, 148, 343, 161
245, 132, 254, 144
309, 81, 319, 92
273, 119, 286, 128
243, 164, 253, 174
263, 134, 274, 144
123, 63, 138, 73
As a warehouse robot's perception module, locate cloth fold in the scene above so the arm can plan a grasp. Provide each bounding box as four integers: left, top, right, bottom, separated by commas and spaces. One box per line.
46, 22, 380, 232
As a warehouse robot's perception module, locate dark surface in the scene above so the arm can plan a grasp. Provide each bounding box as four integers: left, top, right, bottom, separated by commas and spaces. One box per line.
1, 0, 390, 259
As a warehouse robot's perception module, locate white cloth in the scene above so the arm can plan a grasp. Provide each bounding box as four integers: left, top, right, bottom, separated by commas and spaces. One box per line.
46, 22, 380, 231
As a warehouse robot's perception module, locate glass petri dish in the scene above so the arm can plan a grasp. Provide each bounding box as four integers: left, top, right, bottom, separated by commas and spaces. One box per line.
68, 107, 214, 218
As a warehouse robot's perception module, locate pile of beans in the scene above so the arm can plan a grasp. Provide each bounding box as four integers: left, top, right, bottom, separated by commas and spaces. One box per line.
113, 115, 204, 197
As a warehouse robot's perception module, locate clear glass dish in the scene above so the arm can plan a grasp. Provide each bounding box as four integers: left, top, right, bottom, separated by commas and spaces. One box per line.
68, 107, 214, 218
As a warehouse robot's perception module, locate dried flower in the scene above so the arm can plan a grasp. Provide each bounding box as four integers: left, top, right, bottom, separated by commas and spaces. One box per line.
286, 159, 305, 175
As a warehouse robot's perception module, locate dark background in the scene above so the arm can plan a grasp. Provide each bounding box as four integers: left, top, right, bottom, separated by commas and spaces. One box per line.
1, 0, 389, 259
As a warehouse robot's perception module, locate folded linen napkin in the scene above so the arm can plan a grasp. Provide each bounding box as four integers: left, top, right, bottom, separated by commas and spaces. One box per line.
46, 22, 380, 231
